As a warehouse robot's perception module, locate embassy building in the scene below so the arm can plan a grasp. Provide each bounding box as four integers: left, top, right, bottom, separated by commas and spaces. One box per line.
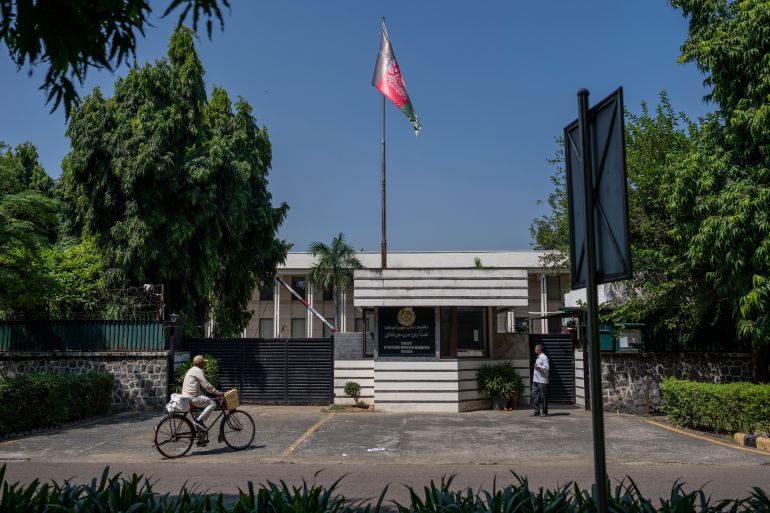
241, 251, 570, 413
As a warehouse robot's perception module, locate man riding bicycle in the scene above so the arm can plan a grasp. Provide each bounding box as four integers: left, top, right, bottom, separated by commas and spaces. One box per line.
182, 355, 223, 432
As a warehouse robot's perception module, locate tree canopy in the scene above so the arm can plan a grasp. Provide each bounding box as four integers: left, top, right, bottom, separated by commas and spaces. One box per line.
529, 141, 569, 269
531, 0, 770, 348
0, 0, 229, 115
0, 142, 59, 312
669, 0, 770, 346
61, 27, 289, 335
308, 233, 363, 331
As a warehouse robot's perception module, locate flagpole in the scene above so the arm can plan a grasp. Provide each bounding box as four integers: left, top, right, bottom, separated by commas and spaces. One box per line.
380, 18, 387, 270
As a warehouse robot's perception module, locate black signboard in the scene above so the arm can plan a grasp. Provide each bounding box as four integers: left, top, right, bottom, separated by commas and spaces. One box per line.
564, 87, 631, 289
377, 307, 435, 357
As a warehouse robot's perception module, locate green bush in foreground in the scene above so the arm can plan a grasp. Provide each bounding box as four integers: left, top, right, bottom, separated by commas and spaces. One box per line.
0, 372, 113, 436
660, 379, 770, 436
1, 466, 769, 513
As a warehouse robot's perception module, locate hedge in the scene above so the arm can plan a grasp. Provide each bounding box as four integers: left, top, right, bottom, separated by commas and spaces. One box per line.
0, 372, 114, 436
660, 378, 770, 436
1, 467, 769, 513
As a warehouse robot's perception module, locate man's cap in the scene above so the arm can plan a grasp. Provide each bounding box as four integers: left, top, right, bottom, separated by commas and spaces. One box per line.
193, 355, 205, 365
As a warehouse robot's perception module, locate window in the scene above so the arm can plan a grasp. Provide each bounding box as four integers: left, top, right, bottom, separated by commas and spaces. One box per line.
291, 277, 306, 301
457, 308, 485, 353
514, 317, 530, 333
259, 284, 274, 301
323, 283, 334, 301
258, 319, 273, 338
546, 275, 562, 301
291, 318, 306, 338
322, 318, 334, 338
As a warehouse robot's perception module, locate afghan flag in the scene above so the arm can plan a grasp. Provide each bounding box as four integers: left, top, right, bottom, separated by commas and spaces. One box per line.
372, 22, 422, 136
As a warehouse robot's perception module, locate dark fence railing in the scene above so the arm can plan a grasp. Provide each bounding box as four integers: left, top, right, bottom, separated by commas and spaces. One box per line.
0, 320, 167, 352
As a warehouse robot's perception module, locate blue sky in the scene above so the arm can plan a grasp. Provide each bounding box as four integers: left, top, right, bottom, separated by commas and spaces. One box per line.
0, 1, 711, 252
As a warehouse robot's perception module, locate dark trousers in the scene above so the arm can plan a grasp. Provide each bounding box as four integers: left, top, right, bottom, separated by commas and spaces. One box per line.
532, 382, 548, 415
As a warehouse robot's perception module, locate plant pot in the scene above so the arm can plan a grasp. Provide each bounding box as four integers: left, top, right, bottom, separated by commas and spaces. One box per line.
506, 393, 519, 409
492, 396, 507, 410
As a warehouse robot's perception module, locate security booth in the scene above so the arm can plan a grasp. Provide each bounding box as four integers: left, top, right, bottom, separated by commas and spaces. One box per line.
346, 267, 534, 412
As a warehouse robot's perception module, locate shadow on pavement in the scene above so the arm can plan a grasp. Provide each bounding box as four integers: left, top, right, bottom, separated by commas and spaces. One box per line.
185, 445, 264, 457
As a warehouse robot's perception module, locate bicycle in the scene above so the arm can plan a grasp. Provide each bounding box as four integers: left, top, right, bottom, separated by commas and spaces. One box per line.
153, 395, 255, 458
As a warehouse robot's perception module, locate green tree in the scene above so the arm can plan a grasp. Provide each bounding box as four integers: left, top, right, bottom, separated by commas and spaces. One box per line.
605, 94, 722, 338
529, 140, 569, 269
61, 27, 289, 335
0, 142, 59, 313
0, 0, 230, 115
669, 0, 770, 347
42, 237, 105, 319
529, 94, 723, 340
308, 233, 363, 331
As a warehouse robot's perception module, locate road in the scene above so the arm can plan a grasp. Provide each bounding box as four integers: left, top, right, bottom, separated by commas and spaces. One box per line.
2, 405, 769, 502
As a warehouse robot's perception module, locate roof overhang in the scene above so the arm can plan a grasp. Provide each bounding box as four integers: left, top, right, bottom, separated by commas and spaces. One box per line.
353, 268, 529, 307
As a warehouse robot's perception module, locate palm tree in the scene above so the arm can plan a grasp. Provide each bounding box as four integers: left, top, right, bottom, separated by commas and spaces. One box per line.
308, 233, 363, 331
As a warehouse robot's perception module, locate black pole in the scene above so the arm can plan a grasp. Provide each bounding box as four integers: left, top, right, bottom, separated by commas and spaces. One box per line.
381, 91, 387, 269
578, 88, 608, 513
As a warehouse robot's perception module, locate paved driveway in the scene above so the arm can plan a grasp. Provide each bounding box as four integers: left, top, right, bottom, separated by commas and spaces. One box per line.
1, 405, 769, 501
0, 404, 767, 466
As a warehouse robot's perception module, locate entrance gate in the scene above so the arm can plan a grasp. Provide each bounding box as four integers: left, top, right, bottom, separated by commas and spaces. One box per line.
530, 334, 576, 403
185, 338, 333, 405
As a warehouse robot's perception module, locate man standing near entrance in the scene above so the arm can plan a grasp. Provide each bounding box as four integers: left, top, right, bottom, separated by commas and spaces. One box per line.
531, 344, 549, 417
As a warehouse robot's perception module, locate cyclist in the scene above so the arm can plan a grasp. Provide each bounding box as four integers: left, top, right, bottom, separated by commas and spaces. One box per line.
182, 355, 223, 433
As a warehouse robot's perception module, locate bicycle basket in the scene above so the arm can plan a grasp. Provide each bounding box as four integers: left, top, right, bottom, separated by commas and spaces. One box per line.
223, 388, 240, 410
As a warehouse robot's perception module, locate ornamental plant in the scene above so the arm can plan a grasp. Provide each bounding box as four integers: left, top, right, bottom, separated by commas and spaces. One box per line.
343, 381, 362, 407
477, 362, 523, 399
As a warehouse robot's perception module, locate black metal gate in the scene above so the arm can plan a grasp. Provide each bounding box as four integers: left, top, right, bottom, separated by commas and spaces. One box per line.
185, 338, 333, 405
530, 334, 576, 403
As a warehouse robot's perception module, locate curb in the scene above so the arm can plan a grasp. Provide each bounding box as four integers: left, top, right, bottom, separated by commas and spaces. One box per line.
733, 432, 770, 452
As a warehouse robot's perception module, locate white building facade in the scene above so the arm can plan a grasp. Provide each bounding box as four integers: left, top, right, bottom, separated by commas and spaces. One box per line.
243, 250, 569, 412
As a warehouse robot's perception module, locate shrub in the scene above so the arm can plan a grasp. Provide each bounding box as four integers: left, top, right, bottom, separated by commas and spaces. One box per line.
660, 378, 770, 436
477, 362, 523, 399
0, 372, 113, 436
175, 354, 220, 393
344, 381, 362, 406
2, 466, 769, 513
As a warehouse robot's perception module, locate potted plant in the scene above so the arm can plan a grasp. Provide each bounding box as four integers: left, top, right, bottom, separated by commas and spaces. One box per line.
477, 362, 524, 410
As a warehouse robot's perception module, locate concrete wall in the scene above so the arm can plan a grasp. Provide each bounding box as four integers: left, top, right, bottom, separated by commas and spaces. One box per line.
601, 352, 753, 414
373, 359, 531, 413
334, 359, 374, 406
0, 351, 169, 410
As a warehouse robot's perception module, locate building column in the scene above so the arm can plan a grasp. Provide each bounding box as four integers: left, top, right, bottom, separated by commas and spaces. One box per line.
540, 272, 548, 334
340, 289, 347, 332
273, 277, 281, 338
306, 278, 314, 338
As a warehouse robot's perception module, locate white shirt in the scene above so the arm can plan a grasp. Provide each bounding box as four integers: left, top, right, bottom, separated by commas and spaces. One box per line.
533, 353, 550, 384
181, 366, 216, 397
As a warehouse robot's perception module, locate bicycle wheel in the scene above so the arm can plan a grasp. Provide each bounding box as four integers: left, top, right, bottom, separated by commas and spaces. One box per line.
222, 410, 255, 450
154, 414, 194, 458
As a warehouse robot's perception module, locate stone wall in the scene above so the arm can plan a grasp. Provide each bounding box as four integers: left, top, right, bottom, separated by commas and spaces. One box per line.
602, 352, 752, 414
0, 351, 169, 410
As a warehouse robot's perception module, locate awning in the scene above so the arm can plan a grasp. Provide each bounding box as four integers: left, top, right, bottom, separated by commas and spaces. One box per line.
353, 268, 529, 307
